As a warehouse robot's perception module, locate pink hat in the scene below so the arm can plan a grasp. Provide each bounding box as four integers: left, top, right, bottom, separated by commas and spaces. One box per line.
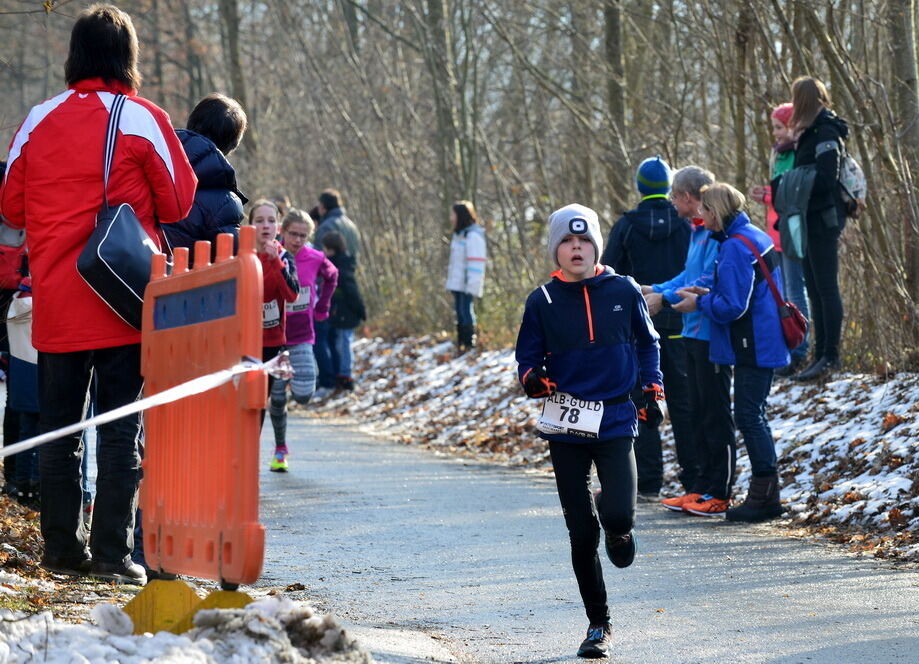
771, 103, 794, 127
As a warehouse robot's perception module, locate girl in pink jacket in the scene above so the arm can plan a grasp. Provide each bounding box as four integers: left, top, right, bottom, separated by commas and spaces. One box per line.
268, 209, 338, 471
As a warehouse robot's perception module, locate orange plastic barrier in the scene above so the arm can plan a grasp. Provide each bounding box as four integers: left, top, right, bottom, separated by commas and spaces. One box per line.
140, 225, 266, 586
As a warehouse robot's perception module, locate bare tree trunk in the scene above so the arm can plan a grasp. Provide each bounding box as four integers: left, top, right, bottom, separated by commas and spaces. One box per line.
219, 0, 257, 154
421, 0, 466, 210
733, 3, 752, 190
889, 0, 919, 301
604, 0, 629, 211
340, 0, 361, 54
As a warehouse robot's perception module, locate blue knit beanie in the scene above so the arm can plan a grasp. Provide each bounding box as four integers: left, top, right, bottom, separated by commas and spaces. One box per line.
636, 156, 672, 197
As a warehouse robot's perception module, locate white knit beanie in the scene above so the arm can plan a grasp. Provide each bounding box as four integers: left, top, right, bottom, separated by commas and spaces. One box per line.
547, 204, 603, 266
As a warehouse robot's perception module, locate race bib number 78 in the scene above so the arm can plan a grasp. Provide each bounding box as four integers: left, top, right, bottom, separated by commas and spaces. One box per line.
536, 391, 604, 439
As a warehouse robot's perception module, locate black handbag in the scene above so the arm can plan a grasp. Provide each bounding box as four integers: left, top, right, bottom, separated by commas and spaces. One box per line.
77, 93, 161, 330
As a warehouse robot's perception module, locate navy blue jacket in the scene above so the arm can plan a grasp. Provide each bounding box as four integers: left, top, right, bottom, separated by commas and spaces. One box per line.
600, 198, 691, 331
328, 253, 366, 330
163, 129, 247, 257
515, 267, 662, 443
698, 212, 790, 368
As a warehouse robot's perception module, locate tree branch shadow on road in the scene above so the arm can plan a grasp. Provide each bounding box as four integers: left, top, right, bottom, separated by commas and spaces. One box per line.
764, 637, 919, 663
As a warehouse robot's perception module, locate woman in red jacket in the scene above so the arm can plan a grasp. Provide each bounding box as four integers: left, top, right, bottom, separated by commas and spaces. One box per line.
248, 200, 299, 471
0, 5, 196, 585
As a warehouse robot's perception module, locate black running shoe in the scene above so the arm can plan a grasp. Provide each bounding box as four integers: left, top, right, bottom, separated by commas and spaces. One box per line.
577, 623, 612, 658
605, 530, 637, 568
40, 553, 92, 577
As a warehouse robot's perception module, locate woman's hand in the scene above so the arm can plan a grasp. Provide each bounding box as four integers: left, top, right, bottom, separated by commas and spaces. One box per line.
640, 285, 654, 295
680, 285, 710, 296
748, 185, 767, 203
673, 289, 699, 313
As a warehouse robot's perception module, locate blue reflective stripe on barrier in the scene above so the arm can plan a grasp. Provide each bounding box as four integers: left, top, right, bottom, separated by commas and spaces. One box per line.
154, 279, 237, 330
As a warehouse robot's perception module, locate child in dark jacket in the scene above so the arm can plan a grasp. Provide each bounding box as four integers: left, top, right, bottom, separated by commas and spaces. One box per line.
515, 204, 662, 659
321, 231, 366, 392
164, 94, 248, 263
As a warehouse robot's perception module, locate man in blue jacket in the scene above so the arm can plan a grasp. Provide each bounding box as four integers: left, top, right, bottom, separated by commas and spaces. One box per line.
601, 157, 696, 501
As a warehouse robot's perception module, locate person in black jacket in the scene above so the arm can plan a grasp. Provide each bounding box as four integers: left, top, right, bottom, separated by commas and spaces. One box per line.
788, 77, 848, 381
601, 156, 696, 500
163, 94, 248, 261
321, 231, 366, 392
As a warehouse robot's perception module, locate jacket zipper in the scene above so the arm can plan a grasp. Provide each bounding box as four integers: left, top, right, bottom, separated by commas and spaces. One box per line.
582, 285, 595, 343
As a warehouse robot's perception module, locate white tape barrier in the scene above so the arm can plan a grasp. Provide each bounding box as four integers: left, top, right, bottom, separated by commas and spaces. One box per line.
0, 352, 293, 460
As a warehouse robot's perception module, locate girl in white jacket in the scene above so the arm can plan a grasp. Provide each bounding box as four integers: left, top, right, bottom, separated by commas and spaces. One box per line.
444, 200, 487, 352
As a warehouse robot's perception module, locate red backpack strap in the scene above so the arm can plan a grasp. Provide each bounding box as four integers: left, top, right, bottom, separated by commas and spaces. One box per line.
731, 234, 785, 308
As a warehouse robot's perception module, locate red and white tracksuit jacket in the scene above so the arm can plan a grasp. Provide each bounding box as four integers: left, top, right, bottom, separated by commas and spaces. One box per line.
0, 78, 197, 353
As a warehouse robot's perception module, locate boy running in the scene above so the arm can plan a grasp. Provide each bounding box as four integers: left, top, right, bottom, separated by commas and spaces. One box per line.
515, 204, 663, 659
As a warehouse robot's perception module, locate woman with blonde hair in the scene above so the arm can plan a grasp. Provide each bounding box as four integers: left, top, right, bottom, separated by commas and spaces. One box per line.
788, 76, 849, 381
674, 183, 789, 522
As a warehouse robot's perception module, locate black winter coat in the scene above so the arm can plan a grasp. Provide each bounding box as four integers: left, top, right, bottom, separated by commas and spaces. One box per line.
163, 129, 247, 258
794, 109, 849, 216
601, 198, 691, 331
328, 253, 366, 329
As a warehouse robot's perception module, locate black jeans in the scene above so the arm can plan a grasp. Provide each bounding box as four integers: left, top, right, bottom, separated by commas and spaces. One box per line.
549, 437, 636, 625
633, 333, 696, 493
39, 344, 143, 564
803, 211, 844, 362
684, 338, 736, 499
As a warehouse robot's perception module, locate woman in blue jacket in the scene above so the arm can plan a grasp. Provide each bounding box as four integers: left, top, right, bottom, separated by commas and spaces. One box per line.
674, 183, 789, 523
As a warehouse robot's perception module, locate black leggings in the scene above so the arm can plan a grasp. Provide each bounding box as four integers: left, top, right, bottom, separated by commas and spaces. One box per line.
684, 338, 736, 499
549, 437, 636, 625
803, 212, 844, 362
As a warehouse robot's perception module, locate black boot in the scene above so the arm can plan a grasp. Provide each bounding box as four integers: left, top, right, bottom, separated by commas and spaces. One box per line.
793, 356, 839, 382
726, 475, 782, 522
457, 324, 475, 353
455, 324, 467, 354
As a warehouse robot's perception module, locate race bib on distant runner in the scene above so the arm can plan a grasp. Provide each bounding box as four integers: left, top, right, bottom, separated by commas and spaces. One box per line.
263, 300, 280, 328
536, 391, 604, 439
288, 285, 311, 313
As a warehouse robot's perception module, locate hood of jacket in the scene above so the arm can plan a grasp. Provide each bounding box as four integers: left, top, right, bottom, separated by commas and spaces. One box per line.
177, 129, 248, 203
623, 198, 686, 241
808, 108, 849, 141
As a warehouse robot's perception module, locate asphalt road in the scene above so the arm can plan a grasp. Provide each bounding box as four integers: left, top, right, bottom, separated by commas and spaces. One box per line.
257, 418, 919, 664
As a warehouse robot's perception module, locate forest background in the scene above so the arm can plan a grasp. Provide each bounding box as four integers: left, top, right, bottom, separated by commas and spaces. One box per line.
1, 0, 918, 370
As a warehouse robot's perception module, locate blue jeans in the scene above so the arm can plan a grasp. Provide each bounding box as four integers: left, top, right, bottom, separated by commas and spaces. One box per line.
13, 411, 39, 489
733, 365, 776, 476
329, 327, 354, 378
452, 291, 475, 327
313, 319, 335, 389
781, 252, 809, 360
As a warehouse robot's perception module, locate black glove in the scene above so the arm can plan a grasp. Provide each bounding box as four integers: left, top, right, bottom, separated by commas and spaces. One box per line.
637, 383, 665, 428
522, 366, 557, 399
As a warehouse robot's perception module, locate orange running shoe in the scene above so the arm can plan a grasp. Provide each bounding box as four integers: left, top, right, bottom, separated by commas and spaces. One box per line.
661, 493, 703, 512
684, 495, 730, 517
